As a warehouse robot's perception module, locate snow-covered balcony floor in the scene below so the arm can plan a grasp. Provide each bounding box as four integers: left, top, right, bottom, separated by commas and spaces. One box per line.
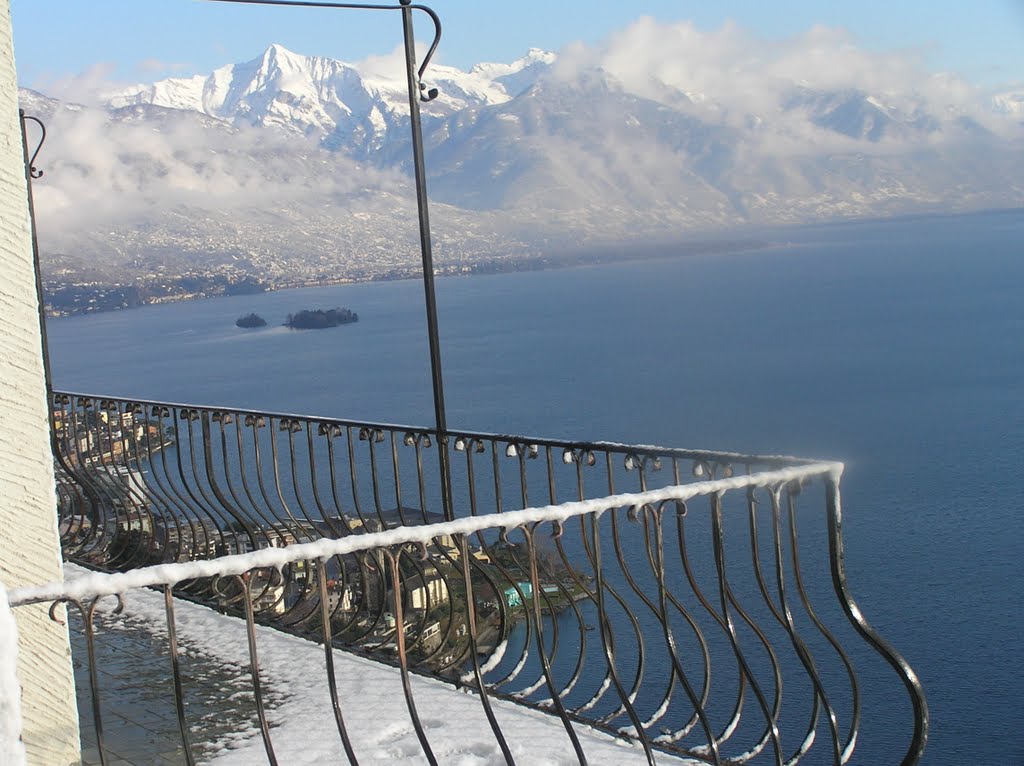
66, 565, 695, 766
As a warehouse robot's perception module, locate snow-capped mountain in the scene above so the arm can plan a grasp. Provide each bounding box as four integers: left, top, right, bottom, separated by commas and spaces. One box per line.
993, 89, 1024, 120
109, 44, 555, 156
18, 87, 80, 119
19, 37, 1024, 282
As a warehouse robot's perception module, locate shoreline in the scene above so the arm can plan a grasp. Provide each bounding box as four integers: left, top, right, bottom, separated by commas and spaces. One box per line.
43, 205, 1024, 320
44, 236, 774, 319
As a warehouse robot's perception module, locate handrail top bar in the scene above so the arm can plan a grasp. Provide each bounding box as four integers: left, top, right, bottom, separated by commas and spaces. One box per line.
51, 389, 825, 467
8, 461, 841, 608
208, 0, 425, 10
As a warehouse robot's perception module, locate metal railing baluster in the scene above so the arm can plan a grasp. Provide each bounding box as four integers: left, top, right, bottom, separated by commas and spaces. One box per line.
39, 391, 925, 764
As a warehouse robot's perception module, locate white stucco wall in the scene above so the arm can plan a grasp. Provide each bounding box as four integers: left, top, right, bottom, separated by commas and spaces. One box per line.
0, 2, 82, 763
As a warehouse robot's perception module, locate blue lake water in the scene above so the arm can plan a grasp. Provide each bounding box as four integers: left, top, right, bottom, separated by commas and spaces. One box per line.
47, 209, 1024, 764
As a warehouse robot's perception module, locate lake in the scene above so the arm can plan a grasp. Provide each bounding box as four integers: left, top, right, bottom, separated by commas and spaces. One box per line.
47, 209, 1024, 764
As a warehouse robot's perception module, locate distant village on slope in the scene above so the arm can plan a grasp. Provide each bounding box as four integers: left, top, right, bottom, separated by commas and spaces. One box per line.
41, 239, 767, 317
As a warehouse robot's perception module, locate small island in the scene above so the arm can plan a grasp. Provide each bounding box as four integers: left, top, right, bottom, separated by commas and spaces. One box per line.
235, 312, 267, 328
285, 307, 359, 330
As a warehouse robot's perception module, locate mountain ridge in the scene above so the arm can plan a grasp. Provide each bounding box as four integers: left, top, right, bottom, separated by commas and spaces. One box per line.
108, 43, 556, 155
18, 38, 1024, 292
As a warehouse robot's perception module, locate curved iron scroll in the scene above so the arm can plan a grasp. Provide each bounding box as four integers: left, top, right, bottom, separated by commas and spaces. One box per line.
19, 110, 46, 178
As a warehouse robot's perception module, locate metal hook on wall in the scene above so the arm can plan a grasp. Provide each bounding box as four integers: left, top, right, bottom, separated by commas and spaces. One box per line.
19, 110, 46, 179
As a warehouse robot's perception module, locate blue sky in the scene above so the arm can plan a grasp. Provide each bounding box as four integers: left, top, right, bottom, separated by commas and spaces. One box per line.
10, 0, 1024, 92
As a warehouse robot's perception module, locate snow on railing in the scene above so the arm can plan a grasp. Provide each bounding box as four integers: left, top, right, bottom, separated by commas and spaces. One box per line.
7, 461, 926, 765
13, 464, 840, 608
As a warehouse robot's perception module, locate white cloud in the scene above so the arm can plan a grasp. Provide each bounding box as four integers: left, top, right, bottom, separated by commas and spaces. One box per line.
28, 62, 128, 106
30, 105, 407, 240
353, 42, 433, 86
552, 17, 1015, 144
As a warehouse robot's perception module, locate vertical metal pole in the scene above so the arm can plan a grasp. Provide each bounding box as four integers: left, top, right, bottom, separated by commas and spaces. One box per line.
400, 1, 455, 520
19, 110, 53, 400
399, 0, 446, 435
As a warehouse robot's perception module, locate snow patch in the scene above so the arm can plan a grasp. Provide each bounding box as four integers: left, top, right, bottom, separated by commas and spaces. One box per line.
993, 90, 1024, 116
460, 639, 508, 685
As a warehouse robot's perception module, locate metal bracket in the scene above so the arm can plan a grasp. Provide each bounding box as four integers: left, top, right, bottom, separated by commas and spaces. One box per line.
19, 109, 46, 179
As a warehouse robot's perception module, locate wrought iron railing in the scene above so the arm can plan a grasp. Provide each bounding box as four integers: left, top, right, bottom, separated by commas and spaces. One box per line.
28, 390, 928, 765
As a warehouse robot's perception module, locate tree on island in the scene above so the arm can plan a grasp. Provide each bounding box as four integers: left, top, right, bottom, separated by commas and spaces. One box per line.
285, 307, 359, 330
236, 312, 267, 328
